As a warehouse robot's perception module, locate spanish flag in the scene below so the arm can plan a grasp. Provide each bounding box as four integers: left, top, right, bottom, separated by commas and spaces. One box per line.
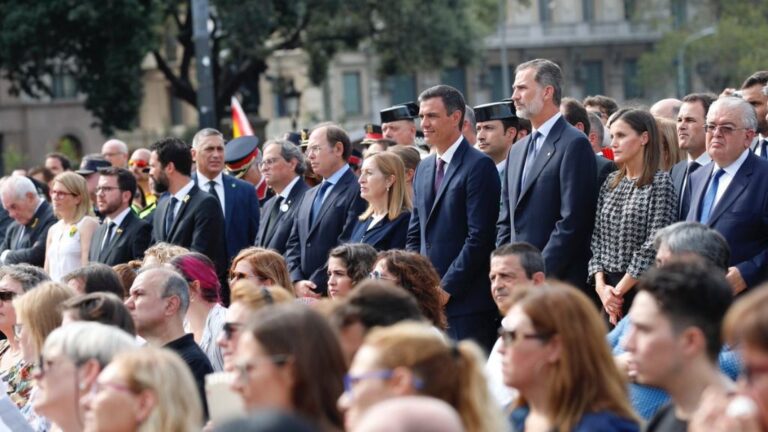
231, 96, 254, 138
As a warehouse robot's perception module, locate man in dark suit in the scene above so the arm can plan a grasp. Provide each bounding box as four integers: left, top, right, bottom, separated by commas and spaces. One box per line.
89, 167, 151, 265
686, 96, 768, 294
191, 129, 260, 263
406, 85, 501, 352
285, 124, 366, 297
0, 175, 57, 266
256, 139, 308, 254
497, 59, 598, 292
149, 137, 227, 296
670, 93, 717, 220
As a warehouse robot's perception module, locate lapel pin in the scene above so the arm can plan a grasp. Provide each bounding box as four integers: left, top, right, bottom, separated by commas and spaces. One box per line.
116, 228, 124, 236
280, 201, 290, 212
183, 195, 190, 203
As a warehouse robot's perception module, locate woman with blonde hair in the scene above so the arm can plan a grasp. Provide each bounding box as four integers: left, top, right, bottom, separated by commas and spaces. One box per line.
350, 152, 412, 250
81, 346, 202, 432
45, 172, 98, 281
229, 247, 294, 294
656, 116, 684, 171
340, 321, 507, 432
501, 283, 638, 431
141, 242, 189, 266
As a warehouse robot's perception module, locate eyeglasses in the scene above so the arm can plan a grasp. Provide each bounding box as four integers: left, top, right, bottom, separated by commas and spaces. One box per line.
704, 124, 749, 135
89, 380, 135, 396
497, 327, 552, 346
13, 323, 22, 339
222, 322, 244, 341
369, 270, 397, 282
95, 186, 120, 194
258, 157, 282, 168
31, 354, 53, 378
234, 354, 289, 382
50, 190, 76, 198
343, 370, 424, 396
0, 291, 17, 302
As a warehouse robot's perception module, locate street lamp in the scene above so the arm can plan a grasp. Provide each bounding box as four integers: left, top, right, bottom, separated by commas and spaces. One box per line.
676, 26, 716, 98
284, 81, 302, 131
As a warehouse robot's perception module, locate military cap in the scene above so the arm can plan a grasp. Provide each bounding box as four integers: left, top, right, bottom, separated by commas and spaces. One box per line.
225, 135, 260, 178
361, 124, 383, 146
76, 155, 111, 176
380, 101, 419, 123
473, 101, 516, 123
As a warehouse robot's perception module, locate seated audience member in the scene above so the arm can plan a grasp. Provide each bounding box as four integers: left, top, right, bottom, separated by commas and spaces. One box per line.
371, 250, 446, 330
141, 242, 190, 267
61, 292, 136, 336
353, 396, 464, 432
61, 263, 125, 298
350, 152, 412, 250
170, 252, 226, 372
502, 283, 638, 431
217, 280, 293, 372
231, 303, 346, 432
81, 346, 203, 432
33, 322, 137, 432
623, 261, 734, 432
340, 321, 506, 432
0, 175, 58, 266
0, 264, 49, 377
329, 281, 426, 364
229, 247, 295, 294
124, 267, 213, 417
14, 282, 76, 427
112, 260, 141, 298
485, 242, 545, 408
327, 244, 377, 299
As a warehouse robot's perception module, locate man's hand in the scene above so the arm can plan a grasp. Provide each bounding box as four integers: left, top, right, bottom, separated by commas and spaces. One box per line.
294, 280, 321, 299
726, 266, 747, 295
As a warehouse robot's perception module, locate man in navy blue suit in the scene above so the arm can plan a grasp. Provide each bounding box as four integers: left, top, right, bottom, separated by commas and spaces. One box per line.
191, 129, 260, 265
686, 96, 768, 294
406, 85, 501, 352
497, 59, 598, 294
285, 124, 366, 298
256, 139, 309, 255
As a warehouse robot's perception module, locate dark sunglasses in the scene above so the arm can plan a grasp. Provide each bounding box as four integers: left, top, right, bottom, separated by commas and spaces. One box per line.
0, 291, 16, 302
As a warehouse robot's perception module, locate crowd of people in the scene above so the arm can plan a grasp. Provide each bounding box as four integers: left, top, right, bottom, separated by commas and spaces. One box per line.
0, 57, 765, 431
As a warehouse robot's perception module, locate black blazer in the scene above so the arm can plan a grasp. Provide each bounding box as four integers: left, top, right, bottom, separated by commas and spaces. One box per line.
670, 159, 687, 220
285, 168, 366, 294
151, 185, 227, 279
349, 210, 410, 251
2, 200, 57, 266
88, 210, 151, 265
255, 179, 309, 255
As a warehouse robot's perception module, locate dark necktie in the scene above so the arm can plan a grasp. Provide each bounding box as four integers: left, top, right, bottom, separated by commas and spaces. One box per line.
761, 139, 768, 159
520, 131, 542, 188
207, 181, 220, 204
434, 158, 445, 194
102, 222, 115, 252
164, 197, 178, 238
699, 169, 725, 224
311, 182, 332, 225
264, 196, 283, 238
679, 161, 701, 219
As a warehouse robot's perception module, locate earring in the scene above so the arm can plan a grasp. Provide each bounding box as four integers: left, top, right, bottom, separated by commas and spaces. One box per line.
386, 185, 390, 192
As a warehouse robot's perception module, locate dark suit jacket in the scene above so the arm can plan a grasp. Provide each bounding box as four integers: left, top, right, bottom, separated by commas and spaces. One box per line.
596, 155, 617, 192
350, 211, 410, 251
285, 168, 366, 294
670, 159, 687, 220
151, 184, 227, 279
2, 200, 57, 266
406, 139, 500, 317
255, 179, 309, 255
497, 116, 598, 289
686, 152, 768, 287
88, 210, 152, 265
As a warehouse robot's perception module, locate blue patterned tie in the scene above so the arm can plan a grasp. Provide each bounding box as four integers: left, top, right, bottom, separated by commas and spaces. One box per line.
520, 131, 541, 188
311, 181, 332, 225
699, 169, 725, 224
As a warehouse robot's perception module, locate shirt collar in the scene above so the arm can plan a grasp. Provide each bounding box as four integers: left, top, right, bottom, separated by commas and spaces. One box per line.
325, 164, 350, 185
717, 148, 750, 177
531, 112, 562, 140
691, 152, 712, 166
105, 206, 131, 227
436, 134, 464, 164
196, 171, 223, 186
280, 176, 302, 199
173, 180, 195, 202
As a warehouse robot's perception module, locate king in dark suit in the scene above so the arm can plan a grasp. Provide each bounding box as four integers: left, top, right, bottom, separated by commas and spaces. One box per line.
0, 176, 58, 266
497, 59, 598, 293
686, 97, 768, 293
285, 124, 366, 297
89, 168, 151, 265
406, 85, 501, 352
255, 139, 309, 255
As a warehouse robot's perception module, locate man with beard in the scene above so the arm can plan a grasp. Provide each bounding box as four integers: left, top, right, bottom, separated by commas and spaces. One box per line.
497, 59, 597, 294
88, 167, 151, 265
149, 137, 228, 301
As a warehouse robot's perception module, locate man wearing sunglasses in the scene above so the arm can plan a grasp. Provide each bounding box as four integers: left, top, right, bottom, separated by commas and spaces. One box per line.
128, 148, 156, 219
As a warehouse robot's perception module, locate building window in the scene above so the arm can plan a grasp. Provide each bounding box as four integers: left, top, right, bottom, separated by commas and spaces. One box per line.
441, 67, 467, 98
539, 0, 553, 23
624, 0, 636, 20
623, 59, 643, 99
343, 71, 362, 115
582, 61, 604, 96
52, 73, 77, 99
489, 65, 515, 101
670, 0, 687, 29
388, 73, 417, 105
582, 0, 595, 22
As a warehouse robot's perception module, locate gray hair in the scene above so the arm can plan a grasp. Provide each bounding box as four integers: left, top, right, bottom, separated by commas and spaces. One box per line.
464, 105, 476, 131
0, 263, 50, 292
588, 112, 604, 145
654, 221, 731, 271
161, 269, 190, 315
707, 97, 758, 131
0, 175, 39, 202
192, 128, 224, 149
516, 58, 564, 105
418, 85, 466, 130
264, 139, 305, 175
43, 321, 137, 368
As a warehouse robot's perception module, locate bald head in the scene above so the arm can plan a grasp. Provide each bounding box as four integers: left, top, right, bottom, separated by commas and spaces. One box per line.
353, 397, 464, 432
102, 139, 129, 168
650, 98, 682, 120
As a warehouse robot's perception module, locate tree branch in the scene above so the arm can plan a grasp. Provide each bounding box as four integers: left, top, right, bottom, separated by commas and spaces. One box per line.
152, 50, 196, 105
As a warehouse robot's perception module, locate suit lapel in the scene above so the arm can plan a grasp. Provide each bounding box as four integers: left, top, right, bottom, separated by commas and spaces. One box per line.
428, 140, 467, 221
507, 142, 525, 207
96, 223, 110, 261
707, 155, 754, 225
169, 187, 197, 237
519, 121, 562, 201
689, 163, 713, 220
309, 170, 351, 235
223, 176, 235, 222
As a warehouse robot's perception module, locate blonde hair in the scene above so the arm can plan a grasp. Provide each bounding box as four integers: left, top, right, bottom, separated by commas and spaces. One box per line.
52, 172, 91, 221
656, 116, 683, 171
512, 283, 637, 430
363, 322, 507, 432
230, 280, 294, 311
14, 281, 76, 356
111, 347, 202, 432
230, 247, 293, 294
142, 242, 190, 266
360, 152, 412, 221
724, 282, 768, 350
